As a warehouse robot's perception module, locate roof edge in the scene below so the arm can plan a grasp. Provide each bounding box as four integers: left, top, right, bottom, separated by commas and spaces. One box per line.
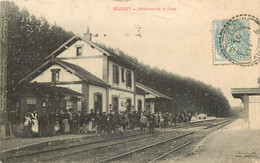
45, 34, 139, 69
136, 82, 172, 100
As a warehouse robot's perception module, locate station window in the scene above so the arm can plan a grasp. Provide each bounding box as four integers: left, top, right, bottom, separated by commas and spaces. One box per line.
121, 68, 125, 82
126, 70, 132, 87
66, 101, 73, 110
113, 65, 119, 84
76, 47, 83, 56
51, 69, 60, 82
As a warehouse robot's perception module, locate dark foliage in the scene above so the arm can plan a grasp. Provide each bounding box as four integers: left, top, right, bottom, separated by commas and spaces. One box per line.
6, 2, 230, 117
5, 2, 73, 90
128, 56, 231, 117
95, 44, 231, 117
230, 107, 242, 118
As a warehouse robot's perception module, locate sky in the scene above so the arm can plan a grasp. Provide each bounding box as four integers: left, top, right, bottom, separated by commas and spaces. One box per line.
14, 0, 260, 107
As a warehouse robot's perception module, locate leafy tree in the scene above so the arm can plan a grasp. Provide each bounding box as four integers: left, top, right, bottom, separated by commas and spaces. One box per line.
5, 2, 73, 91
119, 50, 231, 117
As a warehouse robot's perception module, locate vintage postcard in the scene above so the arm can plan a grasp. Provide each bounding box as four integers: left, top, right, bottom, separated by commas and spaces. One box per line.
0, 0, 260, 162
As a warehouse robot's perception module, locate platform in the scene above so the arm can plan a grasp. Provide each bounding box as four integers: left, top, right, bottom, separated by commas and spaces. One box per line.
168, 118, 260, 163
0, 134, 94, 153
0, 127, 141, 156
0, 118, 219, 160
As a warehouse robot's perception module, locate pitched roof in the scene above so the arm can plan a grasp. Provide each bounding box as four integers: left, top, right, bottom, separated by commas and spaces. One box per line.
19, 58, 109, 87
56, 59, 109, 87
136, 86, 149, 95
136, 82, 172, 100
17, 83, 83, 97
35, 83, 83, 96
94, 43, 140, 69
19, 59, 54, 84
44, 34, 110, 59
44, 34, 139, 69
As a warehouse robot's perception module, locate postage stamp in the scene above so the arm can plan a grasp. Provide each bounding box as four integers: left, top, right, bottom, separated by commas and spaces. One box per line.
213, 14, 260, 66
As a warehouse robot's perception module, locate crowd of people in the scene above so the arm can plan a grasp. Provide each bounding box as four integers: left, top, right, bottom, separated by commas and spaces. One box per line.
22, 108, 81, 137
21, 108, 193, 138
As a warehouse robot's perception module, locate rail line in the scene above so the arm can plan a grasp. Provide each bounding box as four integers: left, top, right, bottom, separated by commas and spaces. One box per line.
1, 118, 229, 162
1, 131, 161, 161
147, 119, 235, 163
96, 119, 234, 163
97, 132, 196, 163
46, 130, 184, 162
172, 118, 221, 129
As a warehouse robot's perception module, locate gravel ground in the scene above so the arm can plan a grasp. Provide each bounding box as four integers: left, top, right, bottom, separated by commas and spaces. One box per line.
50, 120, 227, 163
112, 134, 200, 163
54, 130, 188, 162
164, 119, 260, 163
2, 129, 157, 162
110, 120, 229, 163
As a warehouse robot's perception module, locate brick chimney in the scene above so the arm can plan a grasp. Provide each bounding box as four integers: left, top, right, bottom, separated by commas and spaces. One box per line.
115, 48, 120, 55
84, 27, 92, 41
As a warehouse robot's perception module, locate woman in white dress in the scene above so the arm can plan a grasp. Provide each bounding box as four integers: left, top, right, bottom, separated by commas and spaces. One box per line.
31, 111, 39, 136
23, 113, 32, 137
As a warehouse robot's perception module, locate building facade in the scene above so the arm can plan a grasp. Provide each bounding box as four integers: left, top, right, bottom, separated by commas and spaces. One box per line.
19, 32, 142, 113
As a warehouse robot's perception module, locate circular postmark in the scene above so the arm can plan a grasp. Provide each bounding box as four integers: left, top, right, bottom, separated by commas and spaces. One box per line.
219, 14, 260, 66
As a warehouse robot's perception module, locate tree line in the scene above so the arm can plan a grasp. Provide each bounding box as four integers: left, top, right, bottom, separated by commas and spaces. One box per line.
120, 53, 231, 117
5, 2, 73, 91
5, 2, 231, 117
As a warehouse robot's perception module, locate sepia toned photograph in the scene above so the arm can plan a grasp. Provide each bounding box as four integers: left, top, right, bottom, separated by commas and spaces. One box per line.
0, 0, 260, 162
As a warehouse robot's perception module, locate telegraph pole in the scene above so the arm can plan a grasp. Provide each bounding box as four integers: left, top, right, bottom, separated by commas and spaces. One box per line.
0, 1, 8, 139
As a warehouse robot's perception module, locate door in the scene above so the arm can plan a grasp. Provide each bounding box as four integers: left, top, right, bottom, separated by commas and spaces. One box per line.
146, 102, 151, 114
126, 99, 132, 112
113, 96, 119, 112
94, 93, 102, 113
138, 100, 142, 113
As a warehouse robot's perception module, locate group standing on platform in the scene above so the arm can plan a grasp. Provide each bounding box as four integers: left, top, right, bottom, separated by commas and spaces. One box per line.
20, 107, 193, 138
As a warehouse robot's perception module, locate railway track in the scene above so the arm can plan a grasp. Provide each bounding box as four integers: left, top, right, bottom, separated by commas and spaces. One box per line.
0, 131, 167, 162
148, 119, 235, 163
171, 118, 224, 129
97, 118, 234, 163
1, 131, 143, 160
1, 118, 231, 163
46, 130, 186, 162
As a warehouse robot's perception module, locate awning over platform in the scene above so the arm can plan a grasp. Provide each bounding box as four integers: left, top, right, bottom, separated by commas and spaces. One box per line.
231, 88, 260, 98
15, 83, 83, 97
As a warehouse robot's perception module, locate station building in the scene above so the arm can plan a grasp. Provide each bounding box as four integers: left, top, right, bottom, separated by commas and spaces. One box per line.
16, 31, 173, 117
18, 32, 144, 116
